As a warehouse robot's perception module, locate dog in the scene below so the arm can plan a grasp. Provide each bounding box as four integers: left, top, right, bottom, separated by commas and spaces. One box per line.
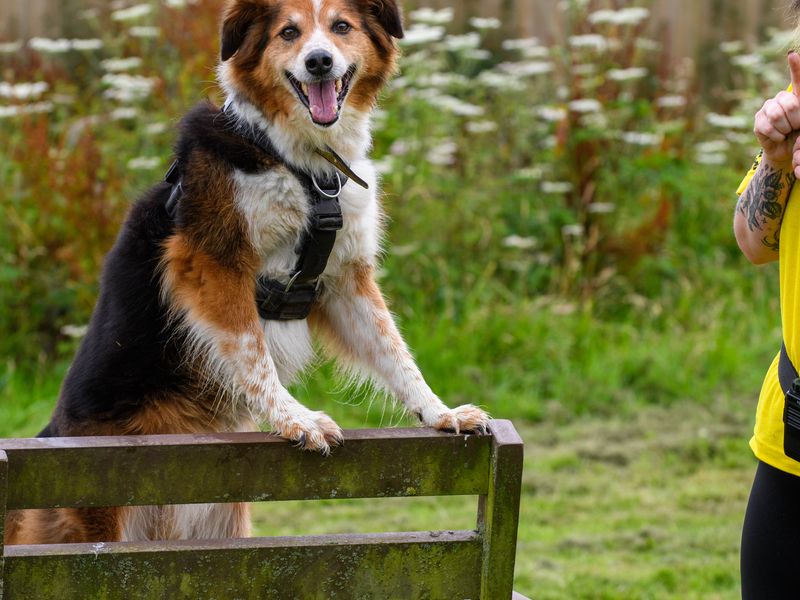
5, 0, 489, 545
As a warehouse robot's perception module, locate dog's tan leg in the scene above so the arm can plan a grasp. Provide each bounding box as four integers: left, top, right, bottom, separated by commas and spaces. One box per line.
162, 234, 343, 453
313, 262, 490, 433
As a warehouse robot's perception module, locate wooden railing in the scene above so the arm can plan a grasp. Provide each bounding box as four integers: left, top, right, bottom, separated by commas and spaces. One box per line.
0, 420, 525, 599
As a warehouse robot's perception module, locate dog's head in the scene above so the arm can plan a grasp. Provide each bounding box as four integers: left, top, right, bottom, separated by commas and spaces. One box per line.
219, 0, 403, 130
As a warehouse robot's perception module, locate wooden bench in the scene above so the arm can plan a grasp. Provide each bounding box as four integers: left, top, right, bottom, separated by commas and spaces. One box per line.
0, 419, 526, 599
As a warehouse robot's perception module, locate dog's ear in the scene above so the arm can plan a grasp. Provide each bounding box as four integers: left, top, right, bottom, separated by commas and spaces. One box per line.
221, 1, 264, 61
366, 0, 404, 39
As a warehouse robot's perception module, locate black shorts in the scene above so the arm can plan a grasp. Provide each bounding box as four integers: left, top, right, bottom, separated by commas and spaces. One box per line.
741, 460, 800, 599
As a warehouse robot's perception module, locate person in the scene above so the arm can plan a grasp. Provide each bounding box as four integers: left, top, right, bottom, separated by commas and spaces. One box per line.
736, 48, 800, 597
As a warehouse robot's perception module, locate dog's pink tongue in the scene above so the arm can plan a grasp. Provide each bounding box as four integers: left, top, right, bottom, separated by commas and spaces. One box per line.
307, 80, 338, 124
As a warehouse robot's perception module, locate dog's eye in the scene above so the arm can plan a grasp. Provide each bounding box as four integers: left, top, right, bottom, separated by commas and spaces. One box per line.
332, 21, 351, 35
279, 26, 300, 41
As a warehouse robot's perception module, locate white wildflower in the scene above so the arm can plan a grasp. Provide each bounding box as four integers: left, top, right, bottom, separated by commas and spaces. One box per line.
128, 156, 161, 170
502, 38, 541, 51
537, 106, 567, 122
635, 38, 660, 52
696, 153, 726, 165
401, 24, 445, 46
0, 82, 49, 100
498, 61, 553, 77
695, 140, 730, 154
61, 324, 89, 338
102, 73, 157, 102
389, 139, 418, 156
720, 40, 745, 54
588, 7, 649, 26
725, 131, 751, 145
416, 73, 470, 88
477, 71, 525, 91
572, 63, 597, 76
0, 102, 53, 118
656, 95, 686, 108
426, 140, 458, 166
421, 92, 484, 117
466, 120, 498, 134
164, 0, 199, 7
568, 35, 607, 52
409, 7, 453, 25
470, 17, 501, 30
112, 4, 152, 21
514, 167, 543, 180
568, 98, 602, 114
29, 38, 72, 53
620, 131, 662, 146
707, 113, 749, 129
503, 235, 537, 249
0, 41, 22, 54
522, 45, 550, 59
587, 203, 616, 214
542, 181, 574, 194
373, 156, 394, 176
731, 54, 762, 69
71, 38, 103, 51
110, 107, 139, 120
130, 26, 160, 38
443, 33, 481, 52
145, 122, 168, 135
562, 224, 584, 237
102, 57, 143, 72
607, 67, 648, 82
464, 49, 491, 61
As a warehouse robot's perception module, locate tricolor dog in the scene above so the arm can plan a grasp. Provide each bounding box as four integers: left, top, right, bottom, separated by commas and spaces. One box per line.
5, 0, 489, 545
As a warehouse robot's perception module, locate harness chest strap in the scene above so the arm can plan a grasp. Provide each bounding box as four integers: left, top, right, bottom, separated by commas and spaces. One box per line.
162, 114, 351, 321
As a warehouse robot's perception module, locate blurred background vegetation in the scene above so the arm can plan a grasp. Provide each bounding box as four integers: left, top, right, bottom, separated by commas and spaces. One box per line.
0, 0, 795, 597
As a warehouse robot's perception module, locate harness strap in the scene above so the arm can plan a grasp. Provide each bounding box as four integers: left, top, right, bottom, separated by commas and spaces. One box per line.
162, 106, 348, 321
779, 343, 797, 396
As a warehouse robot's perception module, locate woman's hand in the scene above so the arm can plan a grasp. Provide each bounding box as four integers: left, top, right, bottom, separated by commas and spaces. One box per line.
735, 53, 800, 265
755, 52, 800, 172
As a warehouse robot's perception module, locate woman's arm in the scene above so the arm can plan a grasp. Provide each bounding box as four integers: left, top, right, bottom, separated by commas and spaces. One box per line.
735, 158, 794, 264
734, 52, 800, 264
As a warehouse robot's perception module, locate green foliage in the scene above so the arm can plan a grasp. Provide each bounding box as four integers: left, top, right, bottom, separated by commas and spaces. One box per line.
0, 2, 792, 596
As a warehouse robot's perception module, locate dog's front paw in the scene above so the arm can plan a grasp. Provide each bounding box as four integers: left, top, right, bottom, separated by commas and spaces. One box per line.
274, 409, 344, 456
424, 404, 490, 435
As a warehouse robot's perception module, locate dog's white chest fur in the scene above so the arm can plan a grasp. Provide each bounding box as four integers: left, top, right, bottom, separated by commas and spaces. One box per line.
232, 160, 381, 384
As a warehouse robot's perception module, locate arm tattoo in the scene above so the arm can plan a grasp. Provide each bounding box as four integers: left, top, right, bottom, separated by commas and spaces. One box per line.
736, 162, 795, 251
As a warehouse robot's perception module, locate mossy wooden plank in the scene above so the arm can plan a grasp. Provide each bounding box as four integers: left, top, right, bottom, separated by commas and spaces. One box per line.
4, 531, 481, 600
0, 428, 490, 510
0, 450, 7, 600
478, 420, 524, 600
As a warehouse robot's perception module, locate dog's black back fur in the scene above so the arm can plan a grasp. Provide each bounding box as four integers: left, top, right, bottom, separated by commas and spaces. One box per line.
43, 103, 273, 436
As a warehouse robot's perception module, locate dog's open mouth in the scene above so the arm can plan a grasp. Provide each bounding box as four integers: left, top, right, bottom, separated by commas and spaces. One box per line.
286, 65, 356, 127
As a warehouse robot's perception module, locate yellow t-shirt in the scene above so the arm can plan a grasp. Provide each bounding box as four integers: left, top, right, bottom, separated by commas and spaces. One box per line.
738, 147, 800, 476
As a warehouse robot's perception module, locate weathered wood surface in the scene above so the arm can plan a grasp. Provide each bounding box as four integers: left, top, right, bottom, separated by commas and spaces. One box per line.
0, 421, 526, 599
478, 420, 524, 600
0, 428, 490, 510
4, 531, 482, 599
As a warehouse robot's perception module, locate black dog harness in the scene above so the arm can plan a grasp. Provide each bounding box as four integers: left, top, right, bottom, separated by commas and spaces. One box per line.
163, 110, 350, 321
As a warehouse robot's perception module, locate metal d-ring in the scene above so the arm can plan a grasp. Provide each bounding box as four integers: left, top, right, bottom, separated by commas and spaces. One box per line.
311, 172, 342, 199
284, 271, 301, 293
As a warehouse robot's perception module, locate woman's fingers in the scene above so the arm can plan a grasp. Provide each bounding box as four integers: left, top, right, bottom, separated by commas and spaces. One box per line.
761, 99, 793, 136
793, 135, 800, 177
777, 91, 800, 131
756, 107, 789, 143
789, 51, 800, 96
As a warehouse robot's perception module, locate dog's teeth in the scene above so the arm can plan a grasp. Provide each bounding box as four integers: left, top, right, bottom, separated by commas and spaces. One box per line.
335, 80, 342, 93
301, 83, 309, 96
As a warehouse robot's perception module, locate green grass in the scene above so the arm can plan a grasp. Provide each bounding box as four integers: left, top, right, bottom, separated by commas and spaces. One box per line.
1, 287, 771, 598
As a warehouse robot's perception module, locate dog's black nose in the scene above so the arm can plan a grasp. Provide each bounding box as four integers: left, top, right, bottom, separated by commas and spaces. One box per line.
305, 50, 334, 77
